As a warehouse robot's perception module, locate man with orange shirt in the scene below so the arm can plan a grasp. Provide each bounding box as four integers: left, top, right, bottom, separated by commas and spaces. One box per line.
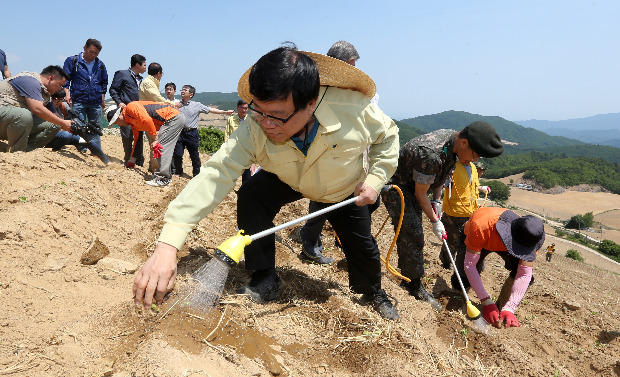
105, 102, 185, 186
455, 206, 544, 329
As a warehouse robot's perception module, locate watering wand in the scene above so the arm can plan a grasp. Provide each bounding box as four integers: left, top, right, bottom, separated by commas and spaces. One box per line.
213, 196, 360, 267
442, 239, 481, 320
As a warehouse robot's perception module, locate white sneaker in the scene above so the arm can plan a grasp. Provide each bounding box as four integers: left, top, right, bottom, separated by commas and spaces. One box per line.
146, 176, 171, 187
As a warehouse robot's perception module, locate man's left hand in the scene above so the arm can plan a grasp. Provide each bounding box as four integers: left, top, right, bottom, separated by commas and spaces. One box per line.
354, 182, 378, 206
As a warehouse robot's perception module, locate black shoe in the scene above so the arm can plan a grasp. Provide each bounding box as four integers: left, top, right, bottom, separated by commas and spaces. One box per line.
236, 270, 281, 302
362, 289, 399, 320
401, 279, 442, 311
298, 229, 334, 266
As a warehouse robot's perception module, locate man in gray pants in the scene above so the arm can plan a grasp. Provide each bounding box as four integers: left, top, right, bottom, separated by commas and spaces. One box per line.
105, 101, 185, 187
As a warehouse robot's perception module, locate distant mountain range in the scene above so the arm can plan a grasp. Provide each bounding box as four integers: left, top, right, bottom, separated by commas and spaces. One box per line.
397, 110, 620, 164
515, 113, 620, 148
396, 111, 620, 192
398, 110, 584, 151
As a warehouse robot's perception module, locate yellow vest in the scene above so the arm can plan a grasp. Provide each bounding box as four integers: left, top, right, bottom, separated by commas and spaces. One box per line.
443, 162, 480, 217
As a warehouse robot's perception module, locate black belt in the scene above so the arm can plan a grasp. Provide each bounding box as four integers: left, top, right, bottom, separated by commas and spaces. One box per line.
182, 128, 196, 132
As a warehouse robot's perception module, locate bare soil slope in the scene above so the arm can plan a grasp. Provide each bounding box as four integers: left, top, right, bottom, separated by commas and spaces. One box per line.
1, 136, 619, 377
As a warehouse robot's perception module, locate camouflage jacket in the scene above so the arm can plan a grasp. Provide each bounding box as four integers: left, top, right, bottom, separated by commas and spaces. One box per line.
389, 129, 458, 190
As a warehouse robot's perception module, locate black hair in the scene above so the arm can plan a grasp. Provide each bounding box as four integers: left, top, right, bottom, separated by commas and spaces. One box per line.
41, 65, 70, 81
51, 89, 66, 99
182, 85, 195, 96
164, 82, 176, 90
130, 54, 146, 67
85, 38, 102, 51
248, 45, 320, 110
237, 99, 247, 107
147, 62, 162, 76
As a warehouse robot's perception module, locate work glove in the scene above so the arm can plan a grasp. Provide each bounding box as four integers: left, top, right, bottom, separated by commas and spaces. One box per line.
125, 157, 136, 169
152, 143, 163, 159
479, 186, 491, 194
431, 220, 447, 241
482, 303, 500, 327
430, 200, 442, 220
500, 310, 521, 328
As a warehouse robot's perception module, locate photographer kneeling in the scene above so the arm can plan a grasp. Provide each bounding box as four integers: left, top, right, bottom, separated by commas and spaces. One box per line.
0, 65, 72, 152
45, 90, 109, 164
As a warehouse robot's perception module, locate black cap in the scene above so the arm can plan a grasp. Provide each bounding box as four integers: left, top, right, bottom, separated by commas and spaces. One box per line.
464, 121, 504, 158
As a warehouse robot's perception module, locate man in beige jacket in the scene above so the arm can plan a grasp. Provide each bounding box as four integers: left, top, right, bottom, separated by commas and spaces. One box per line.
133, 45, 400, 320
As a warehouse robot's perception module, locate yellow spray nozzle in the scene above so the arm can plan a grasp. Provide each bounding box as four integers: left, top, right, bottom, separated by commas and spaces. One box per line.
214, 230, 252, 267
466, 301, 481, 320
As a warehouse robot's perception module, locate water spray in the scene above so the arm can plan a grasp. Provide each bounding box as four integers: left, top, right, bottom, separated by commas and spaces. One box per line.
185, 197, 360, 312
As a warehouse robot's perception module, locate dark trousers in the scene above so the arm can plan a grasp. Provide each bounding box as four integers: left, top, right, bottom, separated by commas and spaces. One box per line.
172, 128, 201, 177
301, 197, 381, 246
439, 213, 470, 267
119, 125, 144, 166
237, 170, 382, 294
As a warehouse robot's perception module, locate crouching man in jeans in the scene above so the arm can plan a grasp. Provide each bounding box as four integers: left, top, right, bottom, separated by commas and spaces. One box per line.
132, 45, 401, 320
105, 102, 185, 186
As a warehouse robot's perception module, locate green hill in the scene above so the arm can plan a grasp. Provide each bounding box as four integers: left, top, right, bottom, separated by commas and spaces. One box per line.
397, 111, 620, 192
482, 153, 620, 194
399, 110, 583, 149
395, 120, 423, 146
189, 92, 241, 111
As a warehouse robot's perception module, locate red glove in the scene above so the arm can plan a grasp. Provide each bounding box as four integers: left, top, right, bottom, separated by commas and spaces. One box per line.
152, 143, 163, 159
500, 310, 521, 328
482, 303, 500, 327
125, 160, 136, 168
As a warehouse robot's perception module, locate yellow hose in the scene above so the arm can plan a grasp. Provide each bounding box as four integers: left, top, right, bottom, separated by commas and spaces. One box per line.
376, 185, 411, 282
335, 184, 487, 283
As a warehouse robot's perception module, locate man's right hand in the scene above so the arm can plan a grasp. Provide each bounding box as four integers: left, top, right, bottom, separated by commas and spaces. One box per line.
61, 120, 73, 132
431, 220, 447, 241
133, 242, 178, 308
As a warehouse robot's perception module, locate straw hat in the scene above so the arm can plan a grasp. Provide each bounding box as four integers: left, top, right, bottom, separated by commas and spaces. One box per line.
237, 51, 376, 103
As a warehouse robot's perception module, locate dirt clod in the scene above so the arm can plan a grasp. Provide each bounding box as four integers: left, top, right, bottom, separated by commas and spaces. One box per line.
81, 236, 110, 265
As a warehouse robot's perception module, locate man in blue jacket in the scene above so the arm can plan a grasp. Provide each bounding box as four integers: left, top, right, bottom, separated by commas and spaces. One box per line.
63, 38, 108, 151
109, 54, 147, 167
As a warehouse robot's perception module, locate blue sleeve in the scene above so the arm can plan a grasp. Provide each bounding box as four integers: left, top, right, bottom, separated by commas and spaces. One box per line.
0, 49, 6, 67
9, 76, 43, 102
62, 56, 74, 89
101, 61, 108, 94
201, 104, 211, 114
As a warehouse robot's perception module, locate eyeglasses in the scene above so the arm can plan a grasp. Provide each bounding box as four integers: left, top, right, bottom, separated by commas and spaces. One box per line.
248, 100, 299, 127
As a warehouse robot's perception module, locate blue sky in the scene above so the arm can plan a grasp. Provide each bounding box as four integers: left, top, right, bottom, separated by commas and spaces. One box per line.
3, 1, 619, 122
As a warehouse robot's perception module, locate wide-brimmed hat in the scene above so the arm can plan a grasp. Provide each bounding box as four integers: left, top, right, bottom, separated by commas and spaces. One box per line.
496, 210, 545, 262
105, 105, 122, 126
237, 51, 376, 103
